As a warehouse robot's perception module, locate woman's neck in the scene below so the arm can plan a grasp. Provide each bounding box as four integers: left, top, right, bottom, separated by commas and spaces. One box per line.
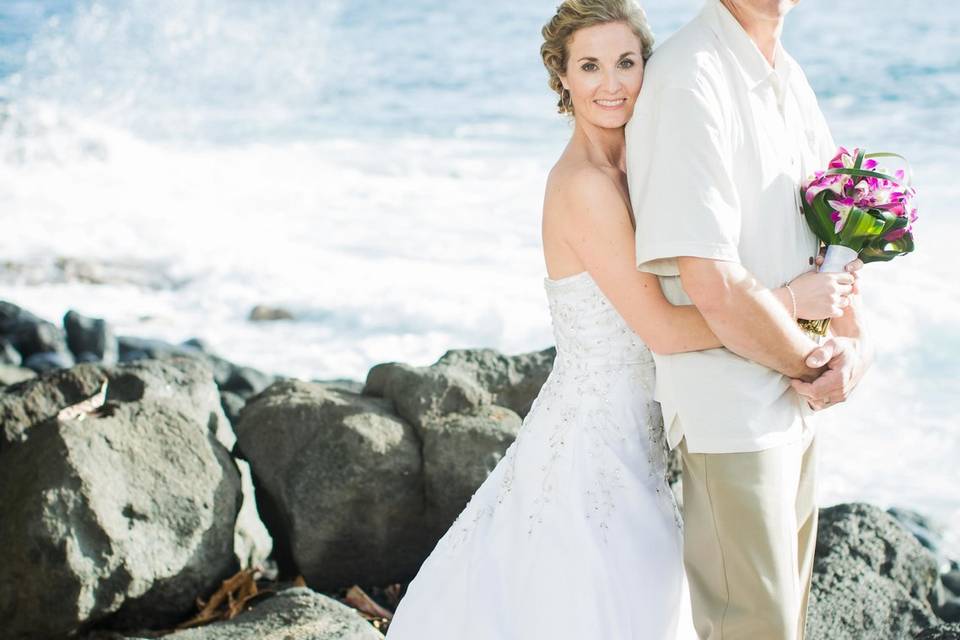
572, 118, 626, 173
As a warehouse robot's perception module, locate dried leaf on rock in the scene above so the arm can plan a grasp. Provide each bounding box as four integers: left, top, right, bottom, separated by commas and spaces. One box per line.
343, 585, 393, 620
175, 567, 274, 630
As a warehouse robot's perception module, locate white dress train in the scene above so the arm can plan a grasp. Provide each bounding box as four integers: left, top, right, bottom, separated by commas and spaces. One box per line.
385, 270, 698, 639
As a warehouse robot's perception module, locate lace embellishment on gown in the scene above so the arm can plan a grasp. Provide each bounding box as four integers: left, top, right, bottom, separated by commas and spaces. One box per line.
443, 271, 681, 552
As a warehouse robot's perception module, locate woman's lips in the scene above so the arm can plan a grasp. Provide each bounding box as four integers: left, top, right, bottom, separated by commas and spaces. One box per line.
593, 98, 627, 110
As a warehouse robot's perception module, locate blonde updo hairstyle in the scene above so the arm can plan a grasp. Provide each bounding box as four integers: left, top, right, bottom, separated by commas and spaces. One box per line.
541, 0, 655, 115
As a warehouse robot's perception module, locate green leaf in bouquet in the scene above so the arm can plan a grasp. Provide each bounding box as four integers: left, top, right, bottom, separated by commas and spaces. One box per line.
853, 148, 866, 170
838, 207, 886, 252
864, 151, 915, 185
803, 190, 839, 245
866, 207, 907, 237
824, 167, 900, 183
859, 232, 915, 263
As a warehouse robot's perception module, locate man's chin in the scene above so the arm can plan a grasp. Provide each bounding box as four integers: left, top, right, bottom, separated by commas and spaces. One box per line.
778, 0, 801, 15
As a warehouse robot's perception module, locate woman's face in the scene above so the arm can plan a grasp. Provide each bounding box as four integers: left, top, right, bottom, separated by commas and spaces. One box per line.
561, 21, 644, 129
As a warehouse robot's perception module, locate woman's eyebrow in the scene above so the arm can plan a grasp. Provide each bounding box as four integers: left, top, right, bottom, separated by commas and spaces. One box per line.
576, 51, 638, 63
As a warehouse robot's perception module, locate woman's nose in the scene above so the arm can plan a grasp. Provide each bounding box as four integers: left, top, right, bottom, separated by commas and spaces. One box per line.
602, 70, 622, 92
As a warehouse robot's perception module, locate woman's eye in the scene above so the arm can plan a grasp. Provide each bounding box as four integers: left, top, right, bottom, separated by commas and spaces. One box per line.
581, 62, 598, 72
619, 59, 635, 69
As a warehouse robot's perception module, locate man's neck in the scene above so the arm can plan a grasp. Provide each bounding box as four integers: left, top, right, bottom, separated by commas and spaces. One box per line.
720, 0, 784, 67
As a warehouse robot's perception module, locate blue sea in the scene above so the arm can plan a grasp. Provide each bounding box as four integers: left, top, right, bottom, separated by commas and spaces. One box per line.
1, 0, 958, 553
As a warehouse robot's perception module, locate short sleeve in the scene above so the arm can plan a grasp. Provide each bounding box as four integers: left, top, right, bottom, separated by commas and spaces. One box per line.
627, 85, 741, 276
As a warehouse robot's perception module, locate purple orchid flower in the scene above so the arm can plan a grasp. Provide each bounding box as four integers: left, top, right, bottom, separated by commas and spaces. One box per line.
828, 196, 855, 233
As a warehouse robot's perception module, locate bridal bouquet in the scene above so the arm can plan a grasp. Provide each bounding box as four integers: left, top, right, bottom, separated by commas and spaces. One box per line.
798, 147, 918, 335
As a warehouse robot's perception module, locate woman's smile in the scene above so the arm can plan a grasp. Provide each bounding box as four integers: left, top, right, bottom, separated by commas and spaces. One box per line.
593, 97, 628, 109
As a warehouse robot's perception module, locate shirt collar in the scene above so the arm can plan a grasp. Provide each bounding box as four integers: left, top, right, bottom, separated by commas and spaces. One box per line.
700, 0, 791, 92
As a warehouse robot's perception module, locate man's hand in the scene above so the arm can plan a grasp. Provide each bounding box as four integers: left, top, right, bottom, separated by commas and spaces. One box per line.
791, 337, 869, 410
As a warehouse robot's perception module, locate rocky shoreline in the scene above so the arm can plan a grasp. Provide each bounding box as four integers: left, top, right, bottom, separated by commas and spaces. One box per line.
1, 298, 958, 639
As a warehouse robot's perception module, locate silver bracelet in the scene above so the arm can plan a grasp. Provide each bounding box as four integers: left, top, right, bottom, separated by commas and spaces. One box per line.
784, 283, 798, 321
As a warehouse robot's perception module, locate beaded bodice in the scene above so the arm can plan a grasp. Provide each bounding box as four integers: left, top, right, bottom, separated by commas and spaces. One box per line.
537, 270, 676, 531
544, 270, 653, 368
387, 269, 692, 640
439, 269, 680, 556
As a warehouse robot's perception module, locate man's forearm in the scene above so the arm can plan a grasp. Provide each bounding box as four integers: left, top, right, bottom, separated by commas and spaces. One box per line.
679, 257, 822, 380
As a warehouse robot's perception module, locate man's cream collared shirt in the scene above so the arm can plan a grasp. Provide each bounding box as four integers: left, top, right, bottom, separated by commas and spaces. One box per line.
626, 0, 837, 454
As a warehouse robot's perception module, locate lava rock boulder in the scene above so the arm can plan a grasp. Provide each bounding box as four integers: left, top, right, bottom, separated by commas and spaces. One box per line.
806, 503, 940, 640
0, 358, 244, 639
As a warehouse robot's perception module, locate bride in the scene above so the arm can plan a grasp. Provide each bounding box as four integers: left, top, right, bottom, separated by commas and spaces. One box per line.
385, 1, 859, 637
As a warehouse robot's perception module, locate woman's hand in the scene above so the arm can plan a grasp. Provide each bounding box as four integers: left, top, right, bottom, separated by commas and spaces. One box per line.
815, 254, 864, 295
787, 258, 864, 320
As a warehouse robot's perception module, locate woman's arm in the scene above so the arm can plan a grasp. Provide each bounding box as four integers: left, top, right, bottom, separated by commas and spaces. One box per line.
554, 168, 863, 356
557, 167, 721, 355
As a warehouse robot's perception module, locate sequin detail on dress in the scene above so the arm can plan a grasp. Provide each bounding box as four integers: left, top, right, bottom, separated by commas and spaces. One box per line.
386, 270, 693, 640
443, 270, 681, 550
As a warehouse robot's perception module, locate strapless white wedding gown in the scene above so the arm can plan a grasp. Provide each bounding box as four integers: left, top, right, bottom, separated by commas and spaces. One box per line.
385, 270, 697, 639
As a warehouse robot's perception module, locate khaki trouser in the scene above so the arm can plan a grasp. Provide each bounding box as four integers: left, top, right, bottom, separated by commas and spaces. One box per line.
679, 432, 818, 640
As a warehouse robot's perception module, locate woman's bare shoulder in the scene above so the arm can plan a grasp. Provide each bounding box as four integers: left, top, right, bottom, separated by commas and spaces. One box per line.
545, 157, 621, 215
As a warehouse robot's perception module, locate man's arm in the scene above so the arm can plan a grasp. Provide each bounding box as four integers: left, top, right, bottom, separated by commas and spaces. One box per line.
679, 256, 825, 381
629, 83, 828, 381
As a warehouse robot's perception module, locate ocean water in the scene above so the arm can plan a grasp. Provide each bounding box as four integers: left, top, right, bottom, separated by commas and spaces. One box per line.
1, 1, 958, 555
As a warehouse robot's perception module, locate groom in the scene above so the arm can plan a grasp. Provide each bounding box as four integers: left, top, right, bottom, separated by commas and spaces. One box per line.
626, 1, 872, 639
